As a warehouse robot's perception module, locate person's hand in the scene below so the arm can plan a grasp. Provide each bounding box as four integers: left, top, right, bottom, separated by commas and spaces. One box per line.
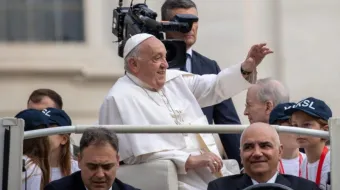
241, 43, 273, 73
185, 152, 223, 173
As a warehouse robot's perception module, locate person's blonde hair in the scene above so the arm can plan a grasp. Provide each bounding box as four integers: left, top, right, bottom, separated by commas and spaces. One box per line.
58, 134, 72, 176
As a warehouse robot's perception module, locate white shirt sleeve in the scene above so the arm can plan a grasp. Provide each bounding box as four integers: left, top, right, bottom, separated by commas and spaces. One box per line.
182, 63, 252, 108
123, 150, 191, 175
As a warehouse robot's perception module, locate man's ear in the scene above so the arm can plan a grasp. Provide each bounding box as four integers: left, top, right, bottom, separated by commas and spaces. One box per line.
77, 153, 82, 168
116, 154, 120, 168
278, 144, 283, 159
265, 100, 274, 115
128, 57, 139, 73
239, 148, 244, 165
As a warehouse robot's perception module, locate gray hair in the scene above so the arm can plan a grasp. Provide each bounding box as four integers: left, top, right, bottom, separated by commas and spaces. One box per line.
255, 78, 289, 107
124, 44, 141, 73
161, 0, 197, 21
79, 127, 119, 154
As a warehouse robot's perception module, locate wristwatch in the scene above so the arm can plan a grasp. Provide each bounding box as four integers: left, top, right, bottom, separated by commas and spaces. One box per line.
241, 66, 252, 75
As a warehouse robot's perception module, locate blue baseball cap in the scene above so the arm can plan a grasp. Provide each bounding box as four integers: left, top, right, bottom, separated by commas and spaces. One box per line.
41, 108, 72, 127
284, 97, 332, 121
15, 109, 49, 131
269, 102, 296, 124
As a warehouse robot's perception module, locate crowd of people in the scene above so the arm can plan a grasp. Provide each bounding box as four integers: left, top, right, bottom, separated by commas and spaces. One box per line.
17, 89, 140, 190
12, 0, 332, 190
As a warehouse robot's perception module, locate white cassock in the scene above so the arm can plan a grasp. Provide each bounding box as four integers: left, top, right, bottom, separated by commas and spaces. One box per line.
99, 63, 252, 190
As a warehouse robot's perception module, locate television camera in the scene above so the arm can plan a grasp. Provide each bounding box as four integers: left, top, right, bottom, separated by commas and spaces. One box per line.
112, 0, 198, 69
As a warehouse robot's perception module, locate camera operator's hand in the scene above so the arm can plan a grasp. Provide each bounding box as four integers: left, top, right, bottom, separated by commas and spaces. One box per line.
241, 43, 273, 73
185, 151, 223, 173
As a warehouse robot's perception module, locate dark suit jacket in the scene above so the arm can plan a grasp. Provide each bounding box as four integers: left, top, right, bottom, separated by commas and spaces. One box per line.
191, 50, 242, 165
44, 171, 140, 190
207, 173, 321, 190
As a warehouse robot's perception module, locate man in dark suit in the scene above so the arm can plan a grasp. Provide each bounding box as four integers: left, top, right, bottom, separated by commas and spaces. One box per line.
207, 122, 320, 190
161, 0, 242, 165
44, 127, 139, 190
208, 173, 321, 190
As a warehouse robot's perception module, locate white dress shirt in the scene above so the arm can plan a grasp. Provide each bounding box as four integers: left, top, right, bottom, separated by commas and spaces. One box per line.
86, 187, 112, 190
251, 172, 279, 185
186, 48, 193, 72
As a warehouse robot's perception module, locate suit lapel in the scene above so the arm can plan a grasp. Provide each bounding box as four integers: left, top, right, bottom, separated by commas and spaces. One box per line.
235, 174, 290, 190
236, 174, 254, 190
275, 174, 291, 187
191, 51, 202, 74
74, 171, 127, 190
112, 179, 122, 190
75, 171, 87, 190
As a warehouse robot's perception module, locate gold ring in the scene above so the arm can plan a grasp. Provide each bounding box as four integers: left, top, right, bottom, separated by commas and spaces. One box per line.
213, 161, 218, 165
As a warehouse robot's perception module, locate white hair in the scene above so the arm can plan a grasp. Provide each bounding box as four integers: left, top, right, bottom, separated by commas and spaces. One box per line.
255, 78, 289, 107
124, 44, 141, 73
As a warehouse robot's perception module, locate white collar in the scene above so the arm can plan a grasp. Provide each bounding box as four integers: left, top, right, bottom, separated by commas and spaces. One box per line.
126, 72, 156, 91
125, 70, 186, 90
251, 172, 278, 185
86, 187, 112, 190
186, 48, 193, 57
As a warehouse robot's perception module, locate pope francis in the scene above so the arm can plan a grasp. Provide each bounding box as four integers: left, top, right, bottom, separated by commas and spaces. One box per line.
99, 33, 273, 190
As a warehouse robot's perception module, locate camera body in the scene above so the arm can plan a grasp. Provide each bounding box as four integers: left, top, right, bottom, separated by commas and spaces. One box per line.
112, 1, 198, 69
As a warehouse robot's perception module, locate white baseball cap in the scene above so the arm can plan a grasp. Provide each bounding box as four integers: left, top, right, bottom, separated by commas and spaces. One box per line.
123, 33, 154, 58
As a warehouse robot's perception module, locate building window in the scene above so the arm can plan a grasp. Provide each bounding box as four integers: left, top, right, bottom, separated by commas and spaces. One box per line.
0, 0, 84, 42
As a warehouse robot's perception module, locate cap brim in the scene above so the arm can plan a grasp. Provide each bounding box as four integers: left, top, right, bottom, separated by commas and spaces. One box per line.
49, 122, 59, 126
50, 121, 70, 127
269, 115, 290, 125
24, 123, 48, 131
284, 107, 321, 119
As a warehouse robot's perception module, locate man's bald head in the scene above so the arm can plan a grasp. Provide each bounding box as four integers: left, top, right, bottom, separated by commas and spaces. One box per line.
241, 122, 281, 148
240, 122, 283, 181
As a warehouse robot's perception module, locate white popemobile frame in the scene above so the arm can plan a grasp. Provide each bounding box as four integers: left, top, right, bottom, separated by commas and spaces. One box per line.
1, 117, 339, 190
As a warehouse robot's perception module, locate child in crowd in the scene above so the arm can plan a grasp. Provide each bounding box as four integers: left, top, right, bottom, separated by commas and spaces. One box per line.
16, 109, 51, 190
269, 102, 306, 177
41, 107, 80, 181
285, 97, 331, 190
